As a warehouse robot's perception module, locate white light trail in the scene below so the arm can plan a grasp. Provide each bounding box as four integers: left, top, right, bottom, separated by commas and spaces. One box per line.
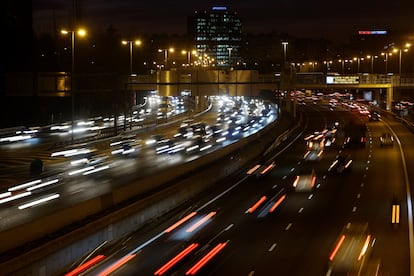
18, 194, 60, 210
83, 165, 110, 175
8, 179, 42, 192
0, 192, 11, 199
27, 179, 59, 191
0, 191, 31, 205
68, 166, 95, 176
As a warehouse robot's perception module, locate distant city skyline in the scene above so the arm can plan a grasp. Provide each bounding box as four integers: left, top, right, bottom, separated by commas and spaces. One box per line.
33, 0, 414, 43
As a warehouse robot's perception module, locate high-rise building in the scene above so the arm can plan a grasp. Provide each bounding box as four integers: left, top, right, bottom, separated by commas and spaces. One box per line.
188, 6, 242, 68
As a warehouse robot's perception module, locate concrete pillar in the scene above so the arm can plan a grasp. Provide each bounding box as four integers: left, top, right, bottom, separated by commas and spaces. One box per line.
386, 86, 393, 111
373, 88, 381, 105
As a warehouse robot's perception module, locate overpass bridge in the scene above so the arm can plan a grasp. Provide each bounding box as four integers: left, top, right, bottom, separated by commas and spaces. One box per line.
127, 70, 414, 111
5, 70, 414, 112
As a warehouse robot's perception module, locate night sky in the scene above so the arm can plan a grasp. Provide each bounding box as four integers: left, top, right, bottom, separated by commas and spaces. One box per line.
33, 0, 414, 42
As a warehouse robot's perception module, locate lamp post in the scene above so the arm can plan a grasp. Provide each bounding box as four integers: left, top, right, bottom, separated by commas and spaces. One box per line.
227, 47, 233, 68
323, 60, 332, 74
338, 59, 345, 74
393, 43, 411, 75
158, 48, 175, 69
122, 40, 142, 76
121, 40, 141, 131
309, 61, 317, 72
61, 28, 86, 144
381, 52, 392, 74
282, 41, 288, 63
181, 50, 196, 68
353, 57, 364, 73
366, 55, 377, 73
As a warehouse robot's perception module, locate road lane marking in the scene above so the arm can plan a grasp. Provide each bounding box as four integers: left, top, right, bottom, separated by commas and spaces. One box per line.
298, 207, 304, 213
384, 120, 414, 276
285, 223, 292, 230
352, 206, 357, 212
268, 243, 277, 252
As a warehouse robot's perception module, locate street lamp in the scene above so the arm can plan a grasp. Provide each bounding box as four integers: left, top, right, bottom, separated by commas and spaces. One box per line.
227, 47, 233, 68
181, 50, 197, 68
381, 52, 393, 74
61, 28, 86, 144
158, 48, 175, 69
393, 43, 411, 75
122, 39, 142, 76
338, 59, 344, 74
309, 61, 317, 72
323, 60, 332, 73
353, 57, 364, 73
282, 41, 288, 63
366, 55, 377, 73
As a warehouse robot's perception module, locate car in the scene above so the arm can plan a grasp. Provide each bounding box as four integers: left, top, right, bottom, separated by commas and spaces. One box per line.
379, 132, 394, 147
343, 135, 366, 148
327, 223, 375, 275
368, 111, 381, 121
303, 149, 323, 162
305, 132, 325, 151
328, 155, 352, 174
246, 161, 276, 178
293, 168, 316, 192
323, 128, 337, 147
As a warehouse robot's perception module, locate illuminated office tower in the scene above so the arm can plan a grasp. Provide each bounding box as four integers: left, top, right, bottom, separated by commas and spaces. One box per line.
188, 6, 242, 68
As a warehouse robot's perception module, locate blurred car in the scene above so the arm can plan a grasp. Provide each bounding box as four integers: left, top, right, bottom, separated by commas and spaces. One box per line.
343, 123, 367, 148
343, 135, 366, 148
327, 223, 374, 275
293, 168, 316, 192
305, 132, 325, 151
303, 149, 323, 162
328, 155, 352, 174
323, 128, 337, 147
368, 111, 381, 121
246, 161, 276, 178
379, 132, 394, 147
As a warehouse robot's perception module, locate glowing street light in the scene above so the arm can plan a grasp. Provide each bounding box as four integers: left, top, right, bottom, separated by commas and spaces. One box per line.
227, 47, 233, 67
158, 48, 175, 69
393, 43, 411, 75
366, 55, 378, 73
323, 60, 333, 73
353, 57, 365, 73
61, 28, 87, 144
381, 52, 392, 74
122, 40, 142, 76
181, 50, 197, 67
282, 41, 288, 63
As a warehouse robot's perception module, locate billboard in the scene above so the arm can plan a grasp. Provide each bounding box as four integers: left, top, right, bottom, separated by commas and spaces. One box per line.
326, 75, 359, 84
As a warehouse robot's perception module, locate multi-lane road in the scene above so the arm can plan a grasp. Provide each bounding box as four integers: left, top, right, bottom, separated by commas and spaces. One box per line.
1, 95, 413, 275
0, 96, 278, 254
68, 102, 413, 276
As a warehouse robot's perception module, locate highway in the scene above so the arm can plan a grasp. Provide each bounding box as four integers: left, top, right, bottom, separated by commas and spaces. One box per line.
0, 96, 278, 250
0, 95, 186, 187
67, 103, 412, 276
